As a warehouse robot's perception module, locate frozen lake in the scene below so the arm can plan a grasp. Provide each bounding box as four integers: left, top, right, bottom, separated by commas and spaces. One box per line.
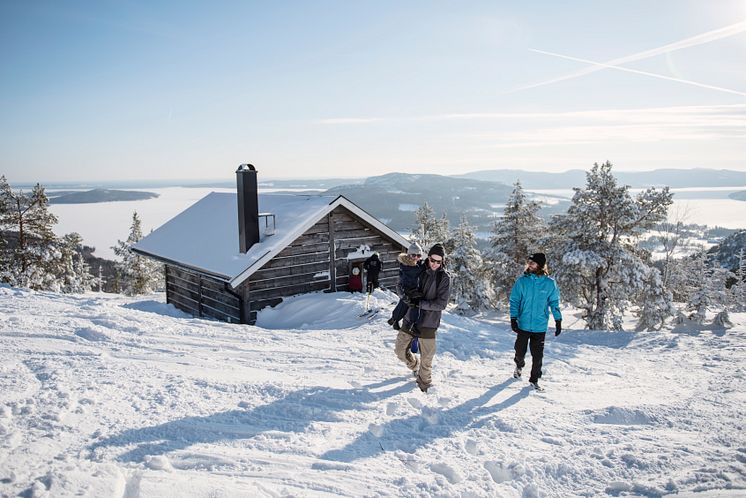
48, 186, 746, 261
532, 187, 746, 230
50, 187, 235, 260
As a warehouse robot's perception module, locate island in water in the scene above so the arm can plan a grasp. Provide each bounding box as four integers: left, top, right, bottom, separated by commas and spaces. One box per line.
48, 189, 159, 204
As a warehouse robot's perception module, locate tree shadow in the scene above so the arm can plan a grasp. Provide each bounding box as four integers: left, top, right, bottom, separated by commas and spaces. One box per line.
321, 378, 530, 462
90, 377, 412, 463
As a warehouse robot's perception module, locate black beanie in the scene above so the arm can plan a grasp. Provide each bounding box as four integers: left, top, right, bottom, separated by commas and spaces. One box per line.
428, 243, 446, 258
528, 252, 547, 268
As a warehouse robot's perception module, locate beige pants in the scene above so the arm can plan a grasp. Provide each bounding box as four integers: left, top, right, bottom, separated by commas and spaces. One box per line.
394, 330, 437, 386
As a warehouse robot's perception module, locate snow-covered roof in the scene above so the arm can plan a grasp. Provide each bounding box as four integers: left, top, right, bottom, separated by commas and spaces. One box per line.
132, 192, 409, 288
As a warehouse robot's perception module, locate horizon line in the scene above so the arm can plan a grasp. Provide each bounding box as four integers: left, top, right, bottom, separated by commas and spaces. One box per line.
8, 166, 746, 187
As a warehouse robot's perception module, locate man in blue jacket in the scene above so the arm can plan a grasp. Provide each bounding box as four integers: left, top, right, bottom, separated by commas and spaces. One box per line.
509, 252, 562, 391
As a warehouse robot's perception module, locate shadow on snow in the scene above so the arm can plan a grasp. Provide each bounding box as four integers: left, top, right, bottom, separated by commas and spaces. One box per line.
90, 377, 530, 465
321, 377, 530, 462
91, 377, 412, 463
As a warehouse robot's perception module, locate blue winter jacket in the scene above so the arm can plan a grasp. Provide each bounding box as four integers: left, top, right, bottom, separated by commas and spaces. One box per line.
509, 273, 562, 333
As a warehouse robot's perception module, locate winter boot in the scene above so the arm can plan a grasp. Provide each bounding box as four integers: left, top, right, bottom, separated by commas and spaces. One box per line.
529, 381, 544, 392
416, 375, 430, 393
513, 366, 522, 379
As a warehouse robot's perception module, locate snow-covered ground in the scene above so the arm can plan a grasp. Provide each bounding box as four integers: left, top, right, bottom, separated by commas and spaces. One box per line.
1, 286, 745, 497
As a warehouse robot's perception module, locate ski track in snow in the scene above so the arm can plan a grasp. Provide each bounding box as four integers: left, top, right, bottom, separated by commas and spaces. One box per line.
0, 285, 745, 497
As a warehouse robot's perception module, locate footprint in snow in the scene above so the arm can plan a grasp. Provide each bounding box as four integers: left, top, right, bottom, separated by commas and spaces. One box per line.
368, 422, 384, 438
421, 406, 439, 425
144, 455, 173, 471
385, 401, 398, 416
465, 439, 478, 455
430, 462, 462, 484
484, 461, 513, 483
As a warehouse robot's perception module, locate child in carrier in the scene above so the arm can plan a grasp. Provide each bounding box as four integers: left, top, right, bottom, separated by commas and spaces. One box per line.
387, 242, 426, 330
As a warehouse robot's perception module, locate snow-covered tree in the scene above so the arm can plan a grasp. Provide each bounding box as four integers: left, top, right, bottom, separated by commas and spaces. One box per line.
713, 309, 733, 329
684, 251, 734, 325
731, 248, 746, 312
550, 162, 673, 330
685, 251, 711, 324
487, 181, 545, 303
412, 203, 449, 252
448, 215, 493, 313
656, 205, 690, 290
635, 266, 675, 331
112, 212, 163, 295
58, 233, 97, 293
0, 177, 61, 290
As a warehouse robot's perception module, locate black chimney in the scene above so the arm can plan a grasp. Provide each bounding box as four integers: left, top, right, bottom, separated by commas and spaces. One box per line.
236, 164, 260, 253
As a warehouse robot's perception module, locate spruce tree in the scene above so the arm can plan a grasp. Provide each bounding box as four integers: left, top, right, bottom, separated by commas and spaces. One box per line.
685, 251, 711, 324
58, 233, 96, 293
0, 178, 61, 289
733, 249, 746, 312
412, 203, 449, 253
488, 181, 545, 303
550, 162, 673, 330
113, 212, 163, 295
682, 251, 734, 325
448, 216, 493, 313
635, 266, 675, 331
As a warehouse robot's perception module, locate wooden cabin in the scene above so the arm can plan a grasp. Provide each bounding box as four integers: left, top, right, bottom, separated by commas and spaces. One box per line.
132, 165, 409, 324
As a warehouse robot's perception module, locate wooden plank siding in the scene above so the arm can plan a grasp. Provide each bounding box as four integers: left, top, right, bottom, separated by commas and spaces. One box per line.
328, 207, 402, 291
165, 265, 242, 323
241, 217, 333, 324
165, 205, 407, 326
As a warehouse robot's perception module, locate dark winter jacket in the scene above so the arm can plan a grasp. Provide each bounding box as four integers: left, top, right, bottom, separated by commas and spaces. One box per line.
402, 265, 451, 339
363, 254, 382, 280
396, 253, 426, 297
509, 272, 562, 332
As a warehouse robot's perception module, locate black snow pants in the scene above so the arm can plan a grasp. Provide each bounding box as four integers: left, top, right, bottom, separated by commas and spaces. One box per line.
514, 331, 546, 383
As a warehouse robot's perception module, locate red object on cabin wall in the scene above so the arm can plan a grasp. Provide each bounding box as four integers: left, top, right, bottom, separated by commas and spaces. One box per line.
348, 267, 363, 292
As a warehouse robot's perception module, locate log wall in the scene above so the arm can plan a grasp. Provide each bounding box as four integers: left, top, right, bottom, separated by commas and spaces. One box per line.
241, 216, 333, 324
329, 207, 402, 291
165, 265, 242, 323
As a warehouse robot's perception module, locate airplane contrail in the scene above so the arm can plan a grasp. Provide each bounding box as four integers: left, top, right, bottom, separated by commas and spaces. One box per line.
517, 19, 746, 92
530, 48, 746, 97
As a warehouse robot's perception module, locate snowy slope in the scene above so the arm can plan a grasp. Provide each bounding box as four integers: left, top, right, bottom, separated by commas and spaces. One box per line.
1, 286, 745, 497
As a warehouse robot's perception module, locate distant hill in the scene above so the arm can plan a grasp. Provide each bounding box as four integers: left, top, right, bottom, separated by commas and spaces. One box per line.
729, 190, 746, 201
322, 172, 567, 233
185, 178, 364, 190
458, 168, 746, 189
48, 189, 159, 204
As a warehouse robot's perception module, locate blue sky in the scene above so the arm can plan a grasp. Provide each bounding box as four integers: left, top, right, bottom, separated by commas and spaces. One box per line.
2, 1, 745, 182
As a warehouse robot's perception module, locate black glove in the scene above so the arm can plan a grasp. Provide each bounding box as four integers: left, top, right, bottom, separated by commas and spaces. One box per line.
510, 317, 519, 333
555, 320, 562, 336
